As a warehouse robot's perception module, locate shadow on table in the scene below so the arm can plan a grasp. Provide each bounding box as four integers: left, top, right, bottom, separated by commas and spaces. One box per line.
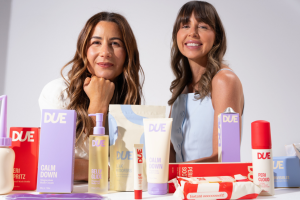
274, 188, 300, 195
143, 194, 174, 199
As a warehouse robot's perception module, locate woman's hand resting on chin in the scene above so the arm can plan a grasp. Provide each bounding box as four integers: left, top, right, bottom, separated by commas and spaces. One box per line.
84, 76, 115, 114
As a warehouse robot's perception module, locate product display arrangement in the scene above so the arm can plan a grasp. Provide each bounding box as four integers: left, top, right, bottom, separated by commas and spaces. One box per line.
0, 96, 300, 200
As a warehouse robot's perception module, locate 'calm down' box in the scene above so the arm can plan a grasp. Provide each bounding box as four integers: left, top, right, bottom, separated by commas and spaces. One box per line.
37, 109, 76, 193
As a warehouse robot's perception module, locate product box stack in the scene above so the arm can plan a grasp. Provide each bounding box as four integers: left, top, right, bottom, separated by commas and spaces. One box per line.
273, 143, 300, 187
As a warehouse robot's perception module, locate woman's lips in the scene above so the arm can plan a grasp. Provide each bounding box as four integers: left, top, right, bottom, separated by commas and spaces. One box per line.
97, 62, 114, 68
185, 41, 203, 50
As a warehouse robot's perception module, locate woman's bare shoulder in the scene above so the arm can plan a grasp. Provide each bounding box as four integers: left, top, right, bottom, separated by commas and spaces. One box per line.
212, 66, 242, 89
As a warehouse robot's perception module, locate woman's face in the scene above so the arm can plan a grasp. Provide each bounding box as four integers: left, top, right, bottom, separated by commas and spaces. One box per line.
177, 12, 215, 63
87, 21, 126, 81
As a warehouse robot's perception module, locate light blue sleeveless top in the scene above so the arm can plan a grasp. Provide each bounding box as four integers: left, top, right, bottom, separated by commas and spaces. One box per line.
171, 68, 239, 162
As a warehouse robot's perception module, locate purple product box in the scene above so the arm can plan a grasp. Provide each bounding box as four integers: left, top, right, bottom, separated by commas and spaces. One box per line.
218, 107, 240, 162
37, 109, 77, 193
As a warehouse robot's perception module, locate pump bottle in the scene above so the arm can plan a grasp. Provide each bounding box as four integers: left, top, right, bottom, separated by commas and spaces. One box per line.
251, 120, 274, 196
0, 95, 15, 194
88, 113, 108, 194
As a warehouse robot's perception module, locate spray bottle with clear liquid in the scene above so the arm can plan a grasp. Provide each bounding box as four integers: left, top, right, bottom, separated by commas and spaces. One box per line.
0, 95, 15, 194
88, 113, 108, 194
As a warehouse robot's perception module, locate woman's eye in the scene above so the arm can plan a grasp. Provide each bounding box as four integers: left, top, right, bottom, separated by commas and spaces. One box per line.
182, 25, 189, 29
92, 41, 100, 45
111, 42, 120, 46
199, 26, 208, 29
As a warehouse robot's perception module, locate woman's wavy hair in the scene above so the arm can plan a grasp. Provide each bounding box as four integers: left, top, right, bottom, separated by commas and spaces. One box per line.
168, 1, 226, 105
61, 12, 144, 141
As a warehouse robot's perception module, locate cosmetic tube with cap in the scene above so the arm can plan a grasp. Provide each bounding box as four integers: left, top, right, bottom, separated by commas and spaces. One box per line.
88, 113, 108, 194
0, 95, 15, 194
134, 144, 143, 199
251, 120, 274, 196
143, 118, 172, 195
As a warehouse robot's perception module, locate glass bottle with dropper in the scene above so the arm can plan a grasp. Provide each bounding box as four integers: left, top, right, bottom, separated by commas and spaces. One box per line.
88, 113, 108, 194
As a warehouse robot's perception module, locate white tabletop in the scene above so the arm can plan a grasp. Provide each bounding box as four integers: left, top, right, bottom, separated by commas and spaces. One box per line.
1, 182, 300, 200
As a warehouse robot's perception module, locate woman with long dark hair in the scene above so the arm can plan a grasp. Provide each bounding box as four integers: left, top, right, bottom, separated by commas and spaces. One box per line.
169, 1, 244, 163
39, 12, 144, 180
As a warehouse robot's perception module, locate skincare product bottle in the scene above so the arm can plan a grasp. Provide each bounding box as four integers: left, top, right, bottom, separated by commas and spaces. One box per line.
0, 95, 15, 194
88, 113, 108, 194
143, 118, 173, 195
251, 120, 274, 196
134, 144, 143, 199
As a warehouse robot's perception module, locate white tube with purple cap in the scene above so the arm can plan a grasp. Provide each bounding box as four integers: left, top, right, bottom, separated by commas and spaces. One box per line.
143, 118, 172, 195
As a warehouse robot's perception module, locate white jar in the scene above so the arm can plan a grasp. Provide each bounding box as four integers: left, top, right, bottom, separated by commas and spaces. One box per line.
0, 146, 15, 194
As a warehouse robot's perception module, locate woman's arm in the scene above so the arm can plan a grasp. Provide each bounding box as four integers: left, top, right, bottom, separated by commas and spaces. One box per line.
85, 76, 115, 129
74, 159, 89, 181
185, 69, 244, 163
73, 76, 115, 181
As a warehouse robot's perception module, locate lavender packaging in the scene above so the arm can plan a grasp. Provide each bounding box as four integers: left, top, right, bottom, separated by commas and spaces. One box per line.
37, 109, 77, 193
273, 156, 300, 187
218, 107, 240, 162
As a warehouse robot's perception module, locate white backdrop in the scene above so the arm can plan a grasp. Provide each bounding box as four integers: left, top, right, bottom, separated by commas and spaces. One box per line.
1, 0, 300, 162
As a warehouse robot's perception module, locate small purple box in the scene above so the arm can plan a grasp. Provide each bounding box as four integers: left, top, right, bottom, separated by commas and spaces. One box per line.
218, 107, 240, 162
37, 109, 77, 193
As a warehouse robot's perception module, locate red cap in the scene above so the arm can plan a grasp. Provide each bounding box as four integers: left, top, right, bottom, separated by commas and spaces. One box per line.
135, 190, 142, 199
251, 120, 272, 149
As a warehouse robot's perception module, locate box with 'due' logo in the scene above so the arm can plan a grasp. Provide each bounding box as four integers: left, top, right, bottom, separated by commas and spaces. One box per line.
37, 109, 76, 193
273, 156, 300, 187
9, 127, 40, 190
218, 107, 240, 162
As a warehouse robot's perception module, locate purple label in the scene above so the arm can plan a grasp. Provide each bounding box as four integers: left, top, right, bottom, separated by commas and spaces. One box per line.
92, 140, 105, 147
149, 123, 166, 132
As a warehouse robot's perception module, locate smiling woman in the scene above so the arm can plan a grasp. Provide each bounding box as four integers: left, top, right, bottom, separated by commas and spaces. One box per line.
168, 1, 244, 163
38, 12, 144, 181
86, 21, 126, 80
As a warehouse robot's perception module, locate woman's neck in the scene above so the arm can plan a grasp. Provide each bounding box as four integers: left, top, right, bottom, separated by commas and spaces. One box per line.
187, 57, 207, 92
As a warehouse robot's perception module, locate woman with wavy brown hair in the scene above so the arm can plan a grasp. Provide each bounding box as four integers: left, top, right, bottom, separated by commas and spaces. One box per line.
169, 1, 244, 163
39, 12, 144, 180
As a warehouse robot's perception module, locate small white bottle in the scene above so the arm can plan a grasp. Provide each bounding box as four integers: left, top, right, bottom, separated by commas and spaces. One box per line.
0, 95, 15, 194
251, 120, 274, 196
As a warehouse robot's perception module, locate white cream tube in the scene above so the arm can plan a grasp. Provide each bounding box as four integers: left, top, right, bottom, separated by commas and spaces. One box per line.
134, 144, 143, 199
143, 118, 172, 195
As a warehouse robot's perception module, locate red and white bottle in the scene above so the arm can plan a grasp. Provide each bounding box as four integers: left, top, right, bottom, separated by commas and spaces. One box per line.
251, 120, 274, 196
